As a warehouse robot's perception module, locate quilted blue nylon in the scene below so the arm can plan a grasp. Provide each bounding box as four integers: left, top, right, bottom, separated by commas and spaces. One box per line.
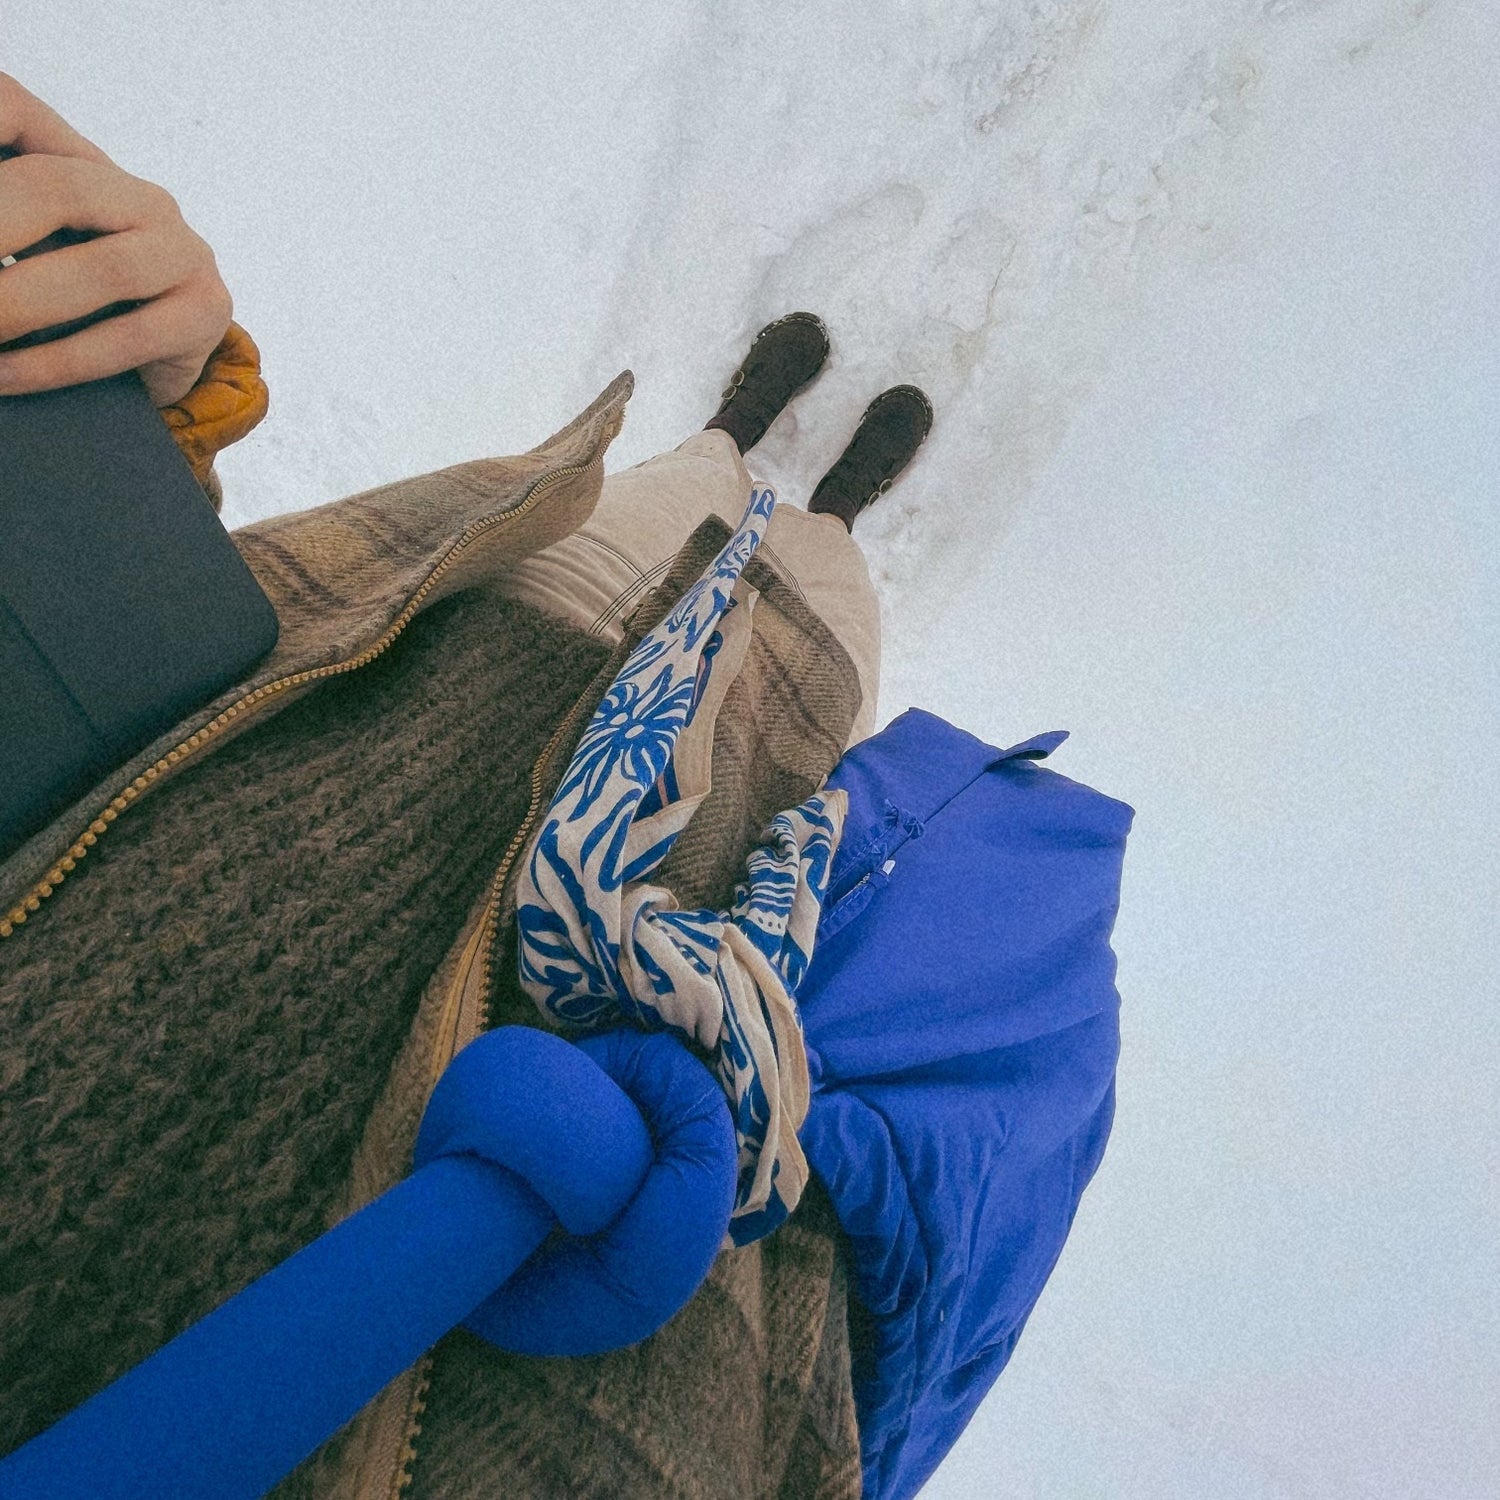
798, 708, 1134, 1500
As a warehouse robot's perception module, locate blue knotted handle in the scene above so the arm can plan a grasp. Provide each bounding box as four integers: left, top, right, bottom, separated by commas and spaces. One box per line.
0, 1027, 737, 1500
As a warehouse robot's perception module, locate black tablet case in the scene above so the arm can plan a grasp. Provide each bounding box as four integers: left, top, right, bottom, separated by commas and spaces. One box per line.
0, 371, 279, 860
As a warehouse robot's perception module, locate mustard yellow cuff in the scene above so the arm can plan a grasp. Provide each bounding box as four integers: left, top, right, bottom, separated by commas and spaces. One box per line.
157, 321, 270, 493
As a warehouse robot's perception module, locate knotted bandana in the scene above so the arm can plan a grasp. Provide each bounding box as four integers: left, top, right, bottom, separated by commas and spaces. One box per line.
516, 486, 846, 1244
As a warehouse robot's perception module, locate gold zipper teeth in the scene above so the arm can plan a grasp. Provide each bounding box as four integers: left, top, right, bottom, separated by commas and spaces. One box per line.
4, 398, 628, 1497
474, 645, 624, 1029
391, 1358, 433, 1500
475, 703, 590, 1029
386, 654, 622, 1494
1, 448, 608, 943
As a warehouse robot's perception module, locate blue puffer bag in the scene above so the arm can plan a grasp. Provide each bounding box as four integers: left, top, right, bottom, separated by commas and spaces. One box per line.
3, 706, 1131, 1500
797, 708, 1134, 1500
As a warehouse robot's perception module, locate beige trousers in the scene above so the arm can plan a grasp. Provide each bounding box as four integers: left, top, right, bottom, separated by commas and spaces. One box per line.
497, 429, 881, 745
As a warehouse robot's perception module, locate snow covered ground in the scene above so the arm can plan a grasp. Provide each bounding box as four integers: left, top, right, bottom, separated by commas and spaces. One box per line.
9, 1, 1497, 1493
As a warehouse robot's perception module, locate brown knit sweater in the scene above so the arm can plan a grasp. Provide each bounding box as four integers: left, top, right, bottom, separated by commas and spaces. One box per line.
0, 587, 612, 1453
0, 369, 865, 1497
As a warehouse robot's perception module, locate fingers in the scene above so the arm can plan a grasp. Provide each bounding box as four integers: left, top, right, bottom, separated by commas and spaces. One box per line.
0, 225, 199, 337
0, 227, 201, 339
0, 154, 173, 257
0, 284, 232, 403
0, 140, 232, 404
0, 72, 117, 165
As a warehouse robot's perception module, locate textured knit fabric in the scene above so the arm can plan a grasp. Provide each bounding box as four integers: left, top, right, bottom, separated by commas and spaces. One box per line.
407, 1178, 862, 1500
0, 368, 867, 1498
517, 484, 845, 1242
0, 1027, 738, 1500
0, 370, 633, 936
0, 587, 612, 1454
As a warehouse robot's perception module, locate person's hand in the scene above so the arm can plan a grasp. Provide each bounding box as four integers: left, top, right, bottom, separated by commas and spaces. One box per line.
0, 73, 233, 406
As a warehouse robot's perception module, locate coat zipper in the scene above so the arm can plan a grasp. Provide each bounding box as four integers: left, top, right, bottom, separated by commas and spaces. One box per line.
379, 652, 624, 1500
0, 445, 614, 944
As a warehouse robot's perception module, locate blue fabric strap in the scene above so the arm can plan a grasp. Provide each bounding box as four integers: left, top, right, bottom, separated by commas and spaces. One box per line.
0, 1028, 736, 1498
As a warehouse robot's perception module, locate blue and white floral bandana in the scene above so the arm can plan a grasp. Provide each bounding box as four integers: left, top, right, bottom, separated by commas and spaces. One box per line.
515, 486, 847, 1245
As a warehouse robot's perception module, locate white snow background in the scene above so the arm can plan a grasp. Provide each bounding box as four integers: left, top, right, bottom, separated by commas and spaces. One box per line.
8, 1, 1497, 1494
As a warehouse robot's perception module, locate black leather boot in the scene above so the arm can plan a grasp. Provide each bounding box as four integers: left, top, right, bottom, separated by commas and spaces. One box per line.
807, 385, 933, 531
704, 312, 831, 454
